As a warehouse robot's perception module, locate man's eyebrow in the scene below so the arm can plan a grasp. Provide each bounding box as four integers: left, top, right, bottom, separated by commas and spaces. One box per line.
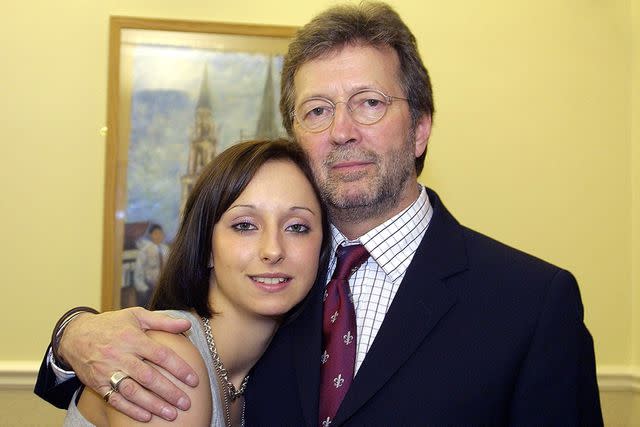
298, 85, 377, 102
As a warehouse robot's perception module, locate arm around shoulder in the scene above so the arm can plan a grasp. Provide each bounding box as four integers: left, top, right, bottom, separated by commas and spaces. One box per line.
107, 330, 212, 426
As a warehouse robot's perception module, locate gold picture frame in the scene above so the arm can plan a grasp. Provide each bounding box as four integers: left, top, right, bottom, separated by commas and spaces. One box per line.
101, 17, 296, 310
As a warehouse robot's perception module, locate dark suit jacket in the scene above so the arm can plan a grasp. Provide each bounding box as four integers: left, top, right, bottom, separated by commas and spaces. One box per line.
34, 189, 602, 426
34, 346, 81, 409
244, 189, 602, 426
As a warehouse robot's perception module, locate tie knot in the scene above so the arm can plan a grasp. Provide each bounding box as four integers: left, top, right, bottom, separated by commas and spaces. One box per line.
332, 244, 369, 280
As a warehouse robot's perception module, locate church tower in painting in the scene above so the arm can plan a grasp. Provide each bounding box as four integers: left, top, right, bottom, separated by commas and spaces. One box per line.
254, 56, 280, 139
180, 65, 218, 215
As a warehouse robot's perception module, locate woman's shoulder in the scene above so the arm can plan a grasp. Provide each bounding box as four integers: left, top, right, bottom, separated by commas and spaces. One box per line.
146, 329, 201, 361
155, 309, 199, 324
150, 310, 209, 360
107, 311, 213, 426
145, 311, 207, 375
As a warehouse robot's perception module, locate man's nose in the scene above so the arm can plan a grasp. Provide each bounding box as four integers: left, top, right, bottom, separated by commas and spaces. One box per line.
329, 103, 358, 145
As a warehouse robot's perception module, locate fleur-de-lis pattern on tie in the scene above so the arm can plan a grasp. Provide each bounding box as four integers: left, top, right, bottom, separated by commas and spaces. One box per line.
319, 244, 369, 426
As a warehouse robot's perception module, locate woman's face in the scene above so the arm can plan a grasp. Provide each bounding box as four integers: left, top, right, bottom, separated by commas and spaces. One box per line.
209, 159, 323, 319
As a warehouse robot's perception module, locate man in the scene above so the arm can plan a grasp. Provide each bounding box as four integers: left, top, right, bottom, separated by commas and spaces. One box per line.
133, 224, 170, 308
35, 2, 602, 425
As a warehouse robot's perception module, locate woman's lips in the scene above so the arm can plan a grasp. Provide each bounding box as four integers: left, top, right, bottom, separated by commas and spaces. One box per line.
250, 275, 292, 292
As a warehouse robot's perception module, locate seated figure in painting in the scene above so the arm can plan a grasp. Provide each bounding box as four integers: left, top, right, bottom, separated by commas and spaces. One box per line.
133, 223, 170, 308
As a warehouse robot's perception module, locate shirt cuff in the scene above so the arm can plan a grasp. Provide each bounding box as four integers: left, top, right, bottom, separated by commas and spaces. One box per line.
47, 347, 76, 385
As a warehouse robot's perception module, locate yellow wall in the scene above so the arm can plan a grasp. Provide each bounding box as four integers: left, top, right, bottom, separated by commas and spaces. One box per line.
632, 0, 640, 369
0, 0, 637, 422
416, 0, 632, 368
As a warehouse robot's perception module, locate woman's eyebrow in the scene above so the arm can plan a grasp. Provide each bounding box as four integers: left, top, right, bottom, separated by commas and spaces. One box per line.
227, 204, 317, 215
291, 206, 317, 215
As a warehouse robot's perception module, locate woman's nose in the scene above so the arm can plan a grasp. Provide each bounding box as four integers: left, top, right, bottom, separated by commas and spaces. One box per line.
259, 231, 284, 263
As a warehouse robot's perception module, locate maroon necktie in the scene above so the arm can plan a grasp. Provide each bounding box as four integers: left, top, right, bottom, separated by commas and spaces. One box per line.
319, 244, 369, 426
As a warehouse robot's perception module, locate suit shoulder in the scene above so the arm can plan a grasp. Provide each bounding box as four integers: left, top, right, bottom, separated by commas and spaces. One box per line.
451, 226, 584, 321
459, 225, 574, 284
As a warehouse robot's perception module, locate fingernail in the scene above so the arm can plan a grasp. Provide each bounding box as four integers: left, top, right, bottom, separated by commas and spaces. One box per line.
161, 406, 177, 420
177, 397, 190, 411
186, 373, 198, 386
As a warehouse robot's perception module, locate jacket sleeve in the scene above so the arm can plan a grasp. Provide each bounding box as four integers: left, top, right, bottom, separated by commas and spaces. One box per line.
33, 345, 80, 409
508, 269, 603, 426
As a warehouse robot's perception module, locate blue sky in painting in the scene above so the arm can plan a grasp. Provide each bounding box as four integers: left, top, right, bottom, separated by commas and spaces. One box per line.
125, 45, 286, 241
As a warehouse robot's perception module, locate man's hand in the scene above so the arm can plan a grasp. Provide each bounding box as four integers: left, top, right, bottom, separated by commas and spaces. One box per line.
58, 307, 198, 421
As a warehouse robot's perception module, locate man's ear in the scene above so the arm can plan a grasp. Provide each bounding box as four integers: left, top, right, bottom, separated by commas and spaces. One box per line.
413, 114, 432, 158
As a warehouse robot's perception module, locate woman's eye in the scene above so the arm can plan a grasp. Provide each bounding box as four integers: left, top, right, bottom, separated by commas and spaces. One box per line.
286, 223, 310, 233
232, 222, 257, 232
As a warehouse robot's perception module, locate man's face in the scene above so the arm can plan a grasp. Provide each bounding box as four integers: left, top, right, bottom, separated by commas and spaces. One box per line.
150, 228, 164, 245
292, 44, 430, 224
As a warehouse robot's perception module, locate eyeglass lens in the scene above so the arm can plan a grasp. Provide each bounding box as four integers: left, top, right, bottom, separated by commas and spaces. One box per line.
295, 90, 393, 132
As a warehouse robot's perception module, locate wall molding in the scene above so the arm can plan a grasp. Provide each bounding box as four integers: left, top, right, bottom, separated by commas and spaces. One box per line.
597, 365, 640, 393
0, 361, 40, 389
1, 361, 639, 392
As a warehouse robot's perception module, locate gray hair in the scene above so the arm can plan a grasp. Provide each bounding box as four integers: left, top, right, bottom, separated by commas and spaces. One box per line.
280, 1, 434, 174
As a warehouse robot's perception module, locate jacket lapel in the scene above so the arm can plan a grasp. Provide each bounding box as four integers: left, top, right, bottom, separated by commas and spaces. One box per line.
334, 189, 469, 424
291, 273, 325, 426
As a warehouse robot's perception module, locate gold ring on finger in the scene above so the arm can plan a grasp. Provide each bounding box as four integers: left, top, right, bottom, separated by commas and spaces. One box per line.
102, 388, 116, 403
109, 371, 131, 392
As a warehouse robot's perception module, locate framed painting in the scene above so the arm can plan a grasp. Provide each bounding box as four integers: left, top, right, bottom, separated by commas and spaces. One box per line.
101, 17, 297, 310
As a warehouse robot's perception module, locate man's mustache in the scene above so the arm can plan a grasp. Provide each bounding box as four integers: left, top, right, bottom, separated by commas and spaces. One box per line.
323, 147, 379, 167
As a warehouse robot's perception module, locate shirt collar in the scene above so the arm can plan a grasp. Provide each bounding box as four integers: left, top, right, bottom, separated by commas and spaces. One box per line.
330, 185, 432, 282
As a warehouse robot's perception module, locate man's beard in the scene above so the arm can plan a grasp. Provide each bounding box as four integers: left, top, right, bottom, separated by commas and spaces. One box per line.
314, 131, 416, 224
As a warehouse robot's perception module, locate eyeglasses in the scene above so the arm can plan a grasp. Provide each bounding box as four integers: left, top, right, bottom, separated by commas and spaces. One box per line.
292, 89, 408, 133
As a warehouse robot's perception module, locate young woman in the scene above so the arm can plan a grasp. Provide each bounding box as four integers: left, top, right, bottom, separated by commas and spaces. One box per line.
64, 139, 330, 426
